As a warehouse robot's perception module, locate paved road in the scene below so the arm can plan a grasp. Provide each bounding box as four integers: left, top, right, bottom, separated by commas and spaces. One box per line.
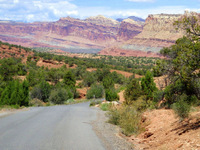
0, 102, 105, 150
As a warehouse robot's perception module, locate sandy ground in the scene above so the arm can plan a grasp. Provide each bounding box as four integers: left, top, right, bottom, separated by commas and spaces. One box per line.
129, 108, 200, 150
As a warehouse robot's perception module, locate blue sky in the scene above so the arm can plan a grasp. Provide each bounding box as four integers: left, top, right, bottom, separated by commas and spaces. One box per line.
0, 0, 200, 22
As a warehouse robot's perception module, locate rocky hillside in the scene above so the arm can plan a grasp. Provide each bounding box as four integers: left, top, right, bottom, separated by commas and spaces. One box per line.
136, 14, 183, 40
99, 12, 190, 57
0, 41, 33, 59
85, 15, 119, 26
0, 12, 196, 57
117, 18, 143, 41
0, 15, 143, 53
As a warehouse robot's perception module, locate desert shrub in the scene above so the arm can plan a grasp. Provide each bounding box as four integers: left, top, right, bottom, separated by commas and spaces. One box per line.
86, 84, 104, 99
65, 98, 75, 104
172, 94, 191, 120
189, 95, 199, 106
132, 97, 149, 112
105, 88, 119, 102
107, 107, 120, 125
153, 90, 164, 103
89, 100, 102, 106
30, 80, 51, 102
49, 88, 73, 104
29, 98, 45, 107
100, 103, 112, 111
30, 86, 42, 100
107, 105, 143, 136
119, 106, 142, 136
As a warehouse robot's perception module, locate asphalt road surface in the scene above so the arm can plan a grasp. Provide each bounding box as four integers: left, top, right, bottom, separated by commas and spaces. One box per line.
0, 102, 105, 150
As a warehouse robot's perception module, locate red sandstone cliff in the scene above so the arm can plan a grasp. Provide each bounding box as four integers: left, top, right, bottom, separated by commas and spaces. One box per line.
1, 12, 196, 58
0, 16, 142, 52
99, 12, 190, 57
117, 18, 143, 41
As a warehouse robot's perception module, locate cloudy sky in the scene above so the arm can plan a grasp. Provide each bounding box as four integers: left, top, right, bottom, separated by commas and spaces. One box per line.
0, 0, 199, 22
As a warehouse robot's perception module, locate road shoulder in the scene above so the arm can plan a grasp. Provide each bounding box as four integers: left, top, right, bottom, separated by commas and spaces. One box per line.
91, 109, 134, 150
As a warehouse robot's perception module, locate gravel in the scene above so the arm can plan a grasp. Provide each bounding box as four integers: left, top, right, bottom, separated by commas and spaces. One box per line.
92, 109, 134, 150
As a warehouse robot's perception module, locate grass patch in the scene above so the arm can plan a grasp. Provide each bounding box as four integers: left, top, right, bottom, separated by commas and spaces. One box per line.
172, 100, 191, 120
90, 99, 102, 106
107, 105, 144, 136
29, 98, 46, 107
119, 106, 143, 136
106, 107, 120, 125
106, 98, 151, 136
100, 103, 112, 111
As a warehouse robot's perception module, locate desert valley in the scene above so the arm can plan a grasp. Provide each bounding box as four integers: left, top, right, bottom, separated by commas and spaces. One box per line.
0, 1, 199, 149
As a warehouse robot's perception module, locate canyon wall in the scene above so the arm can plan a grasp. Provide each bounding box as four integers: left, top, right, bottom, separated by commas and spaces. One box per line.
0, 15, 142, 53
99, 13, 187, 57
0, 12, 194, 57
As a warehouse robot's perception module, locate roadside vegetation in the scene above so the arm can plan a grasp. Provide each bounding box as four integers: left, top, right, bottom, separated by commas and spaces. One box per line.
0, 14, 199, 142
101, 14, 200, 137
0, 40, 157, 109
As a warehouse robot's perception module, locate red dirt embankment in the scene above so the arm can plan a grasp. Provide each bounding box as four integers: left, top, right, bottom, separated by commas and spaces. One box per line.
0, 44, 33, 59
129, 109, 200, 150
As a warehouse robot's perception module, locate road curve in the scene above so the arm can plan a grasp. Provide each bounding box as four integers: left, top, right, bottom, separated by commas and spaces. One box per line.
0, 102, 105, 150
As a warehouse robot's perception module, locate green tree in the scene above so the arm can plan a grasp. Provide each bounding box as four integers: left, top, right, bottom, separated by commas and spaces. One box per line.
86, 83, 104, 99
0, 58, 19, 81
154, 14, 200, 107
141, 71, 157, 100
103, 76, 114, 89
124, 79, 141, 104
0, 80, 29, 106
39, 80, 51, 102
49, 88, 73, 104
30, 80, 51, 103
83, 72, 97, 87
26, 69, 45, 87
105, 88, 119, 102
47, 68, 61, 85
63, 70, 76, 88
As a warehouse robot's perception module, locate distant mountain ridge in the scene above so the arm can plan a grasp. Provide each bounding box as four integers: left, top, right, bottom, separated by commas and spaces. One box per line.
0, 12, 194, 57
0, 15, 143, 53
99, 12, 195, 57
116, 16, 145, 22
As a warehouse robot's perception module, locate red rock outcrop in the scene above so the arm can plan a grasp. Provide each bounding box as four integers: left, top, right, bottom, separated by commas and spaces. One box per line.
0, 16, 143, 52
1, 12, 196, 58
99, 12, 191, 57
117, 18, 143, 41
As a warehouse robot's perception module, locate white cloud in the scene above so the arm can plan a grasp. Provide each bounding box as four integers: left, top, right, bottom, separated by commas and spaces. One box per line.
78, 6, 188, 20
0, 0, 199, 22
13, 0, 19, 3
0, 0, 78, 22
